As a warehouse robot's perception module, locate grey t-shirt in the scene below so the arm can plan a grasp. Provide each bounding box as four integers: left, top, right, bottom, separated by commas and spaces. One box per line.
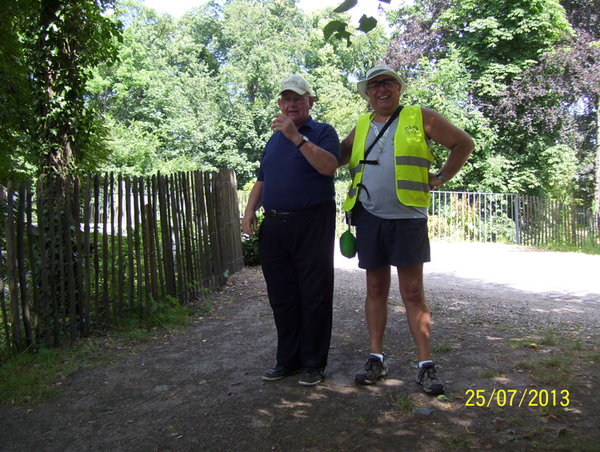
358, 119, 428, 219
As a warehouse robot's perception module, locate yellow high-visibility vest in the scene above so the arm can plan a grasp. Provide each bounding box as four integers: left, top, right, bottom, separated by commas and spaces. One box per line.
343, 105, 434, 212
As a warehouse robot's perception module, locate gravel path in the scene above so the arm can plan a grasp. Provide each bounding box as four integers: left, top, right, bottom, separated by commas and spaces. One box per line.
336, 241, 600, 303
1, 242, 598, 452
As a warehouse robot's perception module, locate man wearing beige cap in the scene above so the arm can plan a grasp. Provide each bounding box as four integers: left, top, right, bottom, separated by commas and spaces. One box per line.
242, 74, 340, 386
340, 65, 474, 394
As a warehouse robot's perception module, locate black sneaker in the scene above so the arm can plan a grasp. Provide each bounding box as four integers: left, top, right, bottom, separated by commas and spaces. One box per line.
298, 367, 326, 386
262, 366, 302, 381
415, 362, 445, 395
355, 355, 388, 385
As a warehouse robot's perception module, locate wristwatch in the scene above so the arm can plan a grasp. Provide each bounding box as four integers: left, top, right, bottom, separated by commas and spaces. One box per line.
297, 135, 309, 148
436, 171, 446, 183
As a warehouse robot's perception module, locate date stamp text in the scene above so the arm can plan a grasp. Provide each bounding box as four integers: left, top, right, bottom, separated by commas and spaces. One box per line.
465, 389, 570, 407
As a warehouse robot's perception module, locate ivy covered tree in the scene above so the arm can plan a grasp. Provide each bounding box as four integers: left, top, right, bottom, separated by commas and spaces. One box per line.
0, 0, 33, 182
26, 0, 122, 177
1, 0, 122, 181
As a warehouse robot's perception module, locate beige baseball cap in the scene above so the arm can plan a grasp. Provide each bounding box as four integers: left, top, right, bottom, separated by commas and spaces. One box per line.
357, 65, 407, 100
279, 74, 312, 96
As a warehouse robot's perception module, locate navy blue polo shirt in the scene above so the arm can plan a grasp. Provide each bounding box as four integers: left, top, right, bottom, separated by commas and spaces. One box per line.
258, 116, 340, 211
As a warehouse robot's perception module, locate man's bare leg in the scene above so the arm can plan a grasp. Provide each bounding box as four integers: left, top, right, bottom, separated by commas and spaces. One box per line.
365, 266, 391, 354
397, 264, 430, 362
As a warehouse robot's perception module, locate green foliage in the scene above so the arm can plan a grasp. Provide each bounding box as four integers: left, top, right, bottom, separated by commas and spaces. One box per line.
439, 0, 572, 100
144, 296, 190, 328
379, 0, 600, 208
324, 20, 352, 45
86, 0, 388, 188
429, 194, 517, 243
242, 214, 263, 266
0, 0, 123, 180
101, 119, 161, 176
3, 0, 388, 187
0, 347, 74, 404
402, 47, 497, 191
242, 236, 260, 266
325, 0, 381, 44
0, 0, 33, 183
310, 66, 364, 139
3, 0, 598, 215
543, 239, 600, 255
539, 144, 579, 202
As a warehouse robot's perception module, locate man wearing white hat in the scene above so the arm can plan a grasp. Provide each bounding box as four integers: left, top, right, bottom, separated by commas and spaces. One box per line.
243, 74, 340, 386
340, 65, 474, 394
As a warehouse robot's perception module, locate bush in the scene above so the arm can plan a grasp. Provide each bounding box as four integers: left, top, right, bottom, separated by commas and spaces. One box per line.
242, 214, 263, 266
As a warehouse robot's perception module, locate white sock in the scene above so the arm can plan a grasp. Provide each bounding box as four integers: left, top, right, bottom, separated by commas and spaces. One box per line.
419, 360, 433, 368
370, 353, 384, 361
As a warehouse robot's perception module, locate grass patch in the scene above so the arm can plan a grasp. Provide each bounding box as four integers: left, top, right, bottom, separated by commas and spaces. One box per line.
509, 339, 533, 349
0, 340, 113, 405
537, 403, 565, 418
516, 353, 576, 389
515, 359, 538, 371
538, 331, 557, 346
511, 332, 600, 399
540, 240, 600, 255
0, 299, 197, 406
390, 391, 414, 414
480, 368, 501, 379
570, 341, 583, 351
588, 353, 600, 363
555, 430, 600, 451
439, 434, 469, 450
432, 343, 453, 353
535, 356, 574, 387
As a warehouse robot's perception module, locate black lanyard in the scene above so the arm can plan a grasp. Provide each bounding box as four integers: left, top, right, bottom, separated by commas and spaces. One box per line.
359, 105, 403, 165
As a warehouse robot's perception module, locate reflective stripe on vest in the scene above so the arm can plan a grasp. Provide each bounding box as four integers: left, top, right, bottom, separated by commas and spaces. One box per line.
344, 105, 434, 211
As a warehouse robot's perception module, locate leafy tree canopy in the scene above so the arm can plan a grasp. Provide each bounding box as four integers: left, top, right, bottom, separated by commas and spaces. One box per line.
4, 0, 598, 210
380, 0, 598, 206
88, 0, 390, 187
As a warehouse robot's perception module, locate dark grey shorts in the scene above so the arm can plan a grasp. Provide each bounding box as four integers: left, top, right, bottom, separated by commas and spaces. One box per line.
353, 203, 430, 270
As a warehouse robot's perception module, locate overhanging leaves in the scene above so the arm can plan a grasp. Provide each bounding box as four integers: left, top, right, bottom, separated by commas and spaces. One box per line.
324, 20, 347, 41
333, 0, 357, 13
323, 20, 352, 46
358, 15, 378, 33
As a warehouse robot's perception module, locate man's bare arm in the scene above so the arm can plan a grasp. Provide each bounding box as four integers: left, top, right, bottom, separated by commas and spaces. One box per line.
338, 127, 356, 168
422, 107, 474, 188
241, 181, 264, 237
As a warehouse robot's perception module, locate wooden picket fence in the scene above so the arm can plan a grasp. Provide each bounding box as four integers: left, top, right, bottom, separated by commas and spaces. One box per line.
0, 169, 244, 354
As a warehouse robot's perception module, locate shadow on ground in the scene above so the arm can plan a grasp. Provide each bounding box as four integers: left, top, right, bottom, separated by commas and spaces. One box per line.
1, 243, 599, 451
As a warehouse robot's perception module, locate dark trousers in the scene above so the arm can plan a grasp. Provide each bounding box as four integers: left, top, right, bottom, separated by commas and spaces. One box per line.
258, 200, 335, 369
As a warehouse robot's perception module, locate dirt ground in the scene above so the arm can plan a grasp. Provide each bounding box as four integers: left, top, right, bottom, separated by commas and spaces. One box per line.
1, 242, 599, 451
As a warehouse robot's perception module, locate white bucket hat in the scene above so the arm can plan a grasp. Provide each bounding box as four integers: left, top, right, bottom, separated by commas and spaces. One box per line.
279, 74, 312, 96
357, 65, 407, 100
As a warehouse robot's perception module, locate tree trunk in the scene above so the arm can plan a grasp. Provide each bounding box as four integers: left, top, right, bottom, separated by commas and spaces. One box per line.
38, 0, 76, 177
595, 93, 600, 214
